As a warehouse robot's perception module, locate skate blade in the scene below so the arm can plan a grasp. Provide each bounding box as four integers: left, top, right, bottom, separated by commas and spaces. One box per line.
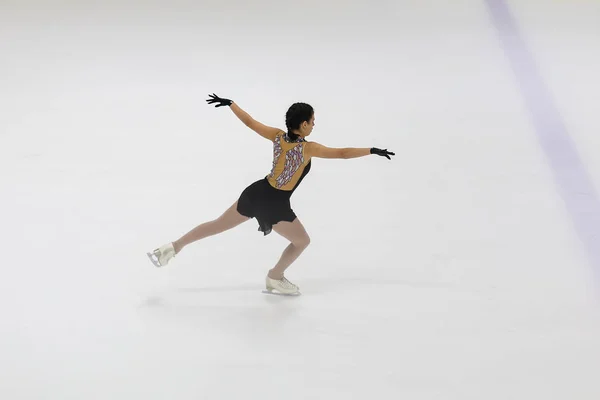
146, 252, 162, 268
262, 290, 301, 297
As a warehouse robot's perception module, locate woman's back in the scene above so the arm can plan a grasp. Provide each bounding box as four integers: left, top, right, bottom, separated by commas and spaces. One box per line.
267, 131, 312, 192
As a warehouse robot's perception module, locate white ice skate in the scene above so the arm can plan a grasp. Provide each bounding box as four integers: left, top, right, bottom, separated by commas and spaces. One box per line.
147, 242, 176, 267
263, 276, 301, 296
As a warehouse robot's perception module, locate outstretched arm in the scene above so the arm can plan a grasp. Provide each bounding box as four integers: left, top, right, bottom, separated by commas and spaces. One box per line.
206, 94, 281, 141
230, 102, 282, 141
306, 142, 394, 160
229, 101, 252, 126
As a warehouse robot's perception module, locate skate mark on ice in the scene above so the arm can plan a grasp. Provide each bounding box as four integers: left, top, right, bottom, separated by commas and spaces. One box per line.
484, 0, 600, 285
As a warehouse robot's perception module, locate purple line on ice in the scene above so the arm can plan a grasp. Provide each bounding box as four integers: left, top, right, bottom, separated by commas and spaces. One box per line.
484, 0, 600, 278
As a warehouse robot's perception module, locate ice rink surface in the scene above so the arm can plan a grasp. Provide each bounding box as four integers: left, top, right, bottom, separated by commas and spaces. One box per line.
1, 0, 600, 398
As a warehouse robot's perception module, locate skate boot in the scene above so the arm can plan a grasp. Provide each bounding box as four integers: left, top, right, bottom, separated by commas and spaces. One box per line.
264, 275, 300, 295
147, 242, 176, 267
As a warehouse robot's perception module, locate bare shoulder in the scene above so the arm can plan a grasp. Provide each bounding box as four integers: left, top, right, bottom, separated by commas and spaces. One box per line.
303, 141, 316, 158
247, 119, 285, 142
304, 141, 345, 159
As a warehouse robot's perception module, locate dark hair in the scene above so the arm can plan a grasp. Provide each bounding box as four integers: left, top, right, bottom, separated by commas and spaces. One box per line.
285, 102, 314, 141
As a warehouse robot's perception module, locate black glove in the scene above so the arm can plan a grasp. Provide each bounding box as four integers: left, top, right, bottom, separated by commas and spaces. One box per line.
370, 148, 395, 160
206, 93, 233, 107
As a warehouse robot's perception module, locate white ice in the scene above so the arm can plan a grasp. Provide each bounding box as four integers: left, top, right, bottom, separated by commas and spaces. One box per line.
1, 1, 600, 399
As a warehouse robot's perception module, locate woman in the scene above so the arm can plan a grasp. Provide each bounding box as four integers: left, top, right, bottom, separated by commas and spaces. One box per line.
147, 93, 395, 295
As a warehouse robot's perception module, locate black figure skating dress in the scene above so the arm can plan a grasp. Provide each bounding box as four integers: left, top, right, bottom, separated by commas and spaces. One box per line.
237, 131, 311, 235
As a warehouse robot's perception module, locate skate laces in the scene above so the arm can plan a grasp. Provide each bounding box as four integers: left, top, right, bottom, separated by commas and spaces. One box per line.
153, 244, 174, 265
281, 277, 297, 289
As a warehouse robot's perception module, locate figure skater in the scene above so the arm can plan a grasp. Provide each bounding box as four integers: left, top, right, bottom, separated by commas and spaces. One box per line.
147, 93, 395, 295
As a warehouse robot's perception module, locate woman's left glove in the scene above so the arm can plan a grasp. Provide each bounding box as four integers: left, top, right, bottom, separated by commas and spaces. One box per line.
206, 93, 233, 107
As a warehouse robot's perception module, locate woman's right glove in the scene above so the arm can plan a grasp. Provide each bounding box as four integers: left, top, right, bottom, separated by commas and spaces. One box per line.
370, 148, 395, 160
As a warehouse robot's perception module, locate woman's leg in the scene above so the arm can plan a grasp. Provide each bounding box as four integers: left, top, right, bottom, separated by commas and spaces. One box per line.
268, 218, 311, 280
173, 201, 249, 253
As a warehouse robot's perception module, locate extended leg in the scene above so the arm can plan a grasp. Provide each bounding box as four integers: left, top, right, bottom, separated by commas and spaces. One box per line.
173, 200, 249, 253
147, 201, 249, 268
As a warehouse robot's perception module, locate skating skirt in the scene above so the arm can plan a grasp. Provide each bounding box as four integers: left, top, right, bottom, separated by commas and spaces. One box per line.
236, 177, 297, 236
